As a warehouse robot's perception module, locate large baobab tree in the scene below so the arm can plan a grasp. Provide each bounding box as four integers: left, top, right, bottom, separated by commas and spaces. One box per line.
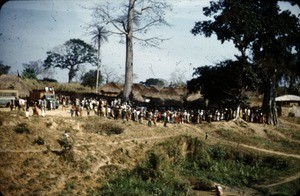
88, 25, 109, 93
44, 39, 97, 83
90, 0, 172, 101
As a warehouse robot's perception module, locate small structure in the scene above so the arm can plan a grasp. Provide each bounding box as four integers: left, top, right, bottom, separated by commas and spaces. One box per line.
99, 83, 122, 98
276, 94, 300, 117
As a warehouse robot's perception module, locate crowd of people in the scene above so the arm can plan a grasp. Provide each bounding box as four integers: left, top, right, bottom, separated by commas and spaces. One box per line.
63, 97, 266, 125
9, 95, 266, 125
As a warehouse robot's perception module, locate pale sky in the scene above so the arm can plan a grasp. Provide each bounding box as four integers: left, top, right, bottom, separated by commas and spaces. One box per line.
0, 0, 298, 83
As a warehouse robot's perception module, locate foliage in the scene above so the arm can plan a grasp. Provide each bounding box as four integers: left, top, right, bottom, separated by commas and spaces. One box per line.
33, 136, 45, 145
143, 78, 165, 87
80, 69, 103, 88
23, 60, 56, 79
14, 123, 30, 134
82, 121, 124, 135
43, 39, 97, 83
89, 135, 298, 195
57, 137, 72, 151
190, 0, 300, 125
89, 25, 108, 49
0, 62, 11, 75
21, 68, 37, 80
187, 59, 257, 107
95, 151, 191, 196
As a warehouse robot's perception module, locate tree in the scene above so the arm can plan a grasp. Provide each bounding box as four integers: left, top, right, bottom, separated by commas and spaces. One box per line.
44, 39, 97, 83
88, 25, 109, 93
188, 59, 258, 123
169, 68, 187, 87
102, 64, 122, 84
191, 0, 300, 125
23, 60, 55, 80
90, 0, 172, 101
81, 69, 103, 88
21, 68, 37, 79
144, 78, 165, 87
0, 62, 10, 75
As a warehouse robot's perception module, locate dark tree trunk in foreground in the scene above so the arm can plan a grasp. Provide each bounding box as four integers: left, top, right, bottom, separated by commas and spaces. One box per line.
262, 73, 278, 125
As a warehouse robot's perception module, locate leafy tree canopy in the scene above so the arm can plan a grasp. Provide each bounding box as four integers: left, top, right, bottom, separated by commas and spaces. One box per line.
0, 62, 11, 75
81, 69, 103, 88
190, 0, 300, 125
188, 59, 258, 107
21, 68, 37, 80
44, 39, 97, 83
143, 78, 166, 87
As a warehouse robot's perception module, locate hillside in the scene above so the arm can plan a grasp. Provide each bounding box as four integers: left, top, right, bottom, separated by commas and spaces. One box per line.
0, 108, 300, 195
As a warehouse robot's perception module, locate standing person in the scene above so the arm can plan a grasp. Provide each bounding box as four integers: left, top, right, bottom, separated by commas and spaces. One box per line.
32, 102, 39, 116
62, 96, 67, 110
70, 104, 75, 117
147, 110, 153, 126
41, 97, 46, 117
163, 110, 168, 127
15, 97, 20, 111
25, 99, 30, 118
9, 99, 14, 111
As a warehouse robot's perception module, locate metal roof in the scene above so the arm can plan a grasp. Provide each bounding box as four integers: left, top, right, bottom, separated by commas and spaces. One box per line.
275, 95, 300, 102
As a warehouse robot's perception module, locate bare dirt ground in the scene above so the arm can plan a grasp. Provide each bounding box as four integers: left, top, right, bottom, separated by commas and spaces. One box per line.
0, 106, 299, 195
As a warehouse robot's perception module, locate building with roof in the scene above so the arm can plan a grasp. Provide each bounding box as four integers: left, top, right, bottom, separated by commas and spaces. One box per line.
275, 94, 300, 117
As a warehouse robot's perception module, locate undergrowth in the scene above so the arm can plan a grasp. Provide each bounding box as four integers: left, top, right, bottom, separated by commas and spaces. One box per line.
90, 135, 299, 195
82, 121, 124, 135
14, 123, 30, 134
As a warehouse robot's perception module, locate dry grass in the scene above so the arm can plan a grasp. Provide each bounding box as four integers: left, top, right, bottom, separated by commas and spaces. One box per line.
0, 109, 299, 195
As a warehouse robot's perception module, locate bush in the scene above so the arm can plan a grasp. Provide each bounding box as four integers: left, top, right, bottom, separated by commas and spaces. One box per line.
93, 122, 124, 135
83, 122, 124, 135
33, 136, 45, 145
208, 145, 226, 160
14, 123, 30, 134
57, 137, 72, 150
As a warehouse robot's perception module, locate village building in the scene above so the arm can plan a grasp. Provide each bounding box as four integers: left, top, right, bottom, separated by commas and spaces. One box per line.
276, 94, 300, 117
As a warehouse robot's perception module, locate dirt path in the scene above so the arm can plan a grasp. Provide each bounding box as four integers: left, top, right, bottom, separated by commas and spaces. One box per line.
240, 143, 300, 159
256, 172, 300, 188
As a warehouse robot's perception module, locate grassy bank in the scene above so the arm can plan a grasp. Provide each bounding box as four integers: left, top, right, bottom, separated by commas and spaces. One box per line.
90, 135, 300, 195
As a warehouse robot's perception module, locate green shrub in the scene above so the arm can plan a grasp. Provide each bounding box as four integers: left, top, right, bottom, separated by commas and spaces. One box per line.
82, 122, 124, 135
14, 123, 30, 134
97, 123, 124, 135
208, 145, 226, 160
33, 136, 45, 145
57, 135, 72, 150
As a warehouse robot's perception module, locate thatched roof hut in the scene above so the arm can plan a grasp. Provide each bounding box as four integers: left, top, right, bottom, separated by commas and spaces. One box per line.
140, 86, 160, 98
160, 87, 180, 101
174, 87, 188, 97
132, 91, 144, 103
132, 83, 145, 93
100, 83, 122, 98
0, 74, 30, 97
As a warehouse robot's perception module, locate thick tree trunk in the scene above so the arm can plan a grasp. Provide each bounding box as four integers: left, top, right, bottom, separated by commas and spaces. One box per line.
68, 68, 74, 83
262, 73, 278, 125
232, 104, 247, 126
122, 0, 135, 101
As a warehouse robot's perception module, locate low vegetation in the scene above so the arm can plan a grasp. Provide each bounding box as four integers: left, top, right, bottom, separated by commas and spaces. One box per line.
0, 111, 299, 195
90, 135, 300, 195
14, 123, 31, 134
